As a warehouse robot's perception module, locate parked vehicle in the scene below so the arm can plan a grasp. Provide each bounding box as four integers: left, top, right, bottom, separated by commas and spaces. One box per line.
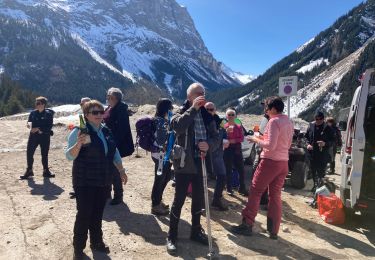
339, 68, 375, 216
288, 128, 310, 189
241, 127, 256, 166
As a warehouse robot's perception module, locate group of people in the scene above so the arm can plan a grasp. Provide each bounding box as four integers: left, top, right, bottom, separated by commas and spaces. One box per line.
19, 82, 342, 258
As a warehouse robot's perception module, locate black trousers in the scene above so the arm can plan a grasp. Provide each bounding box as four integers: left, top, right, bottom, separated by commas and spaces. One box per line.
151, 157, 172, 207
73, 186, 107, 252
112, 168, 123, 199
168, 160, 204, 241
310, 152, 328, 183
26, 133, 50, 170
224, 144, 246, 191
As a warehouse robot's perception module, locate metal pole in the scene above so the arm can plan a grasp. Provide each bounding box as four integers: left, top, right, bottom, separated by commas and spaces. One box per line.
287, 96, 290, 118
201, 153, 214, 258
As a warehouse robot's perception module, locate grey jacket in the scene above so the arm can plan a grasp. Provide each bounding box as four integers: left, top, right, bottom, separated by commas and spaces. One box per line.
171, 101, 220, 174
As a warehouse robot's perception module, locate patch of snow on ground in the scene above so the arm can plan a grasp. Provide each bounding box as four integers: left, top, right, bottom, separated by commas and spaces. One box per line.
51, 104, 80, 113
0, 65, 4, 74
296, 58, 329, 74
323, 77, 343, 112
296, 37, 315, 53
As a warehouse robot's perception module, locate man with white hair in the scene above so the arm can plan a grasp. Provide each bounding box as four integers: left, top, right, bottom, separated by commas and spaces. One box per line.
166, 83, 220, 254
103, 87, 134, 205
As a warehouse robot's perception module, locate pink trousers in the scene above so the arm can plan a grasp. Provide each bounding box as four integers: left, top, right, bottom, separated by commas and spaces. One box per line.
242, 158, 288, 234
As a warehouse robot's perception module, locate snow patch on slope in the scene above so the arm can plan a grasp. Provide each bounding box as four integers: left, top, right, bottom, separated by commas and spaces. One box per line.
220, 63, 255, 85
296, 38, 315, 53
296, 58, 329, 74
71, 33, 136, 82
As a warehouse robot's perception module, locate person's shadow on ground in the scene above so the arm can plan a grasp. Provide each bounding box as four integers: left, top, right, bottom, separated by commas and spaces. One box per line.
27, 177, 64, 200
103, 202, 232, 259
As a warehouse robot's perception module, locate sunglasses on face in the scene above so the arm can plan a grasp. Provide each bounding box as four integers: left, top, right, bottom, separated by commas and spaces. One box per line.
89, 110, 105, 115
206, 108, 215, 112
315, 117, 324, 121
227, 113, 235, 117
35, 102, 43, 106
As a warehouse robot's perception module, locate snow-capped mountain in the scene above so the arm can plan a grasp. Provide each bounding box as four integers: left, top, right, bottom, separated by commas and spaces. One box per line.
0, 0, 251, 103
214, 0, 375, 120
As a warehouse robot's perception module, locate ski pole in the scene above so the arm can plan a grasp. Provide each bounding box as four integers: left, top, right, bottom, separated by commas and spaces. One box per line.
200, 152, 214, 258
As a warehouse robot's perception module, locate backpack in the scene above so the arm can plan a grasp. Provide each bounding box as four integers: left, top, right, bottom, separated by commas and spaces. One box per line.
135, 116, 157, 152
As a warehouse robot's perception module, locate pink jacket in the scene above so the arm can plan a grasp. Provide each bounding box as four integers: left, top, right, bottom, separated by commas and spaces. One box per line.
259, 114, 293, 161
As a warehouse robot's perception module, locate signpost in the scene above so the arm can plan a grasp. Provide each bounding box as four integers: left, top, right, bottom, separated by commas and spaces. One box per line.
279, 76, 298, 117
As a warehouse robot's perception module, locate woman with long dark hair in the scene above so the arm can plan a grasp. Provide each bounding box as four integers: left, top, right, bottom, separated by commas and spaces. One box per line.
151, 98, 173, 215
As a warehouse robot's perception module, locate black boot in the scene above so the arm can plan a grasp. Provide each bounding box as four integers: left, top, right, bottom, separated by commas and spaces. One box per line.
20, 168, 34, 180
230, 220, 253, 236
43, 168, 55, 178
212, 198, 228, 211
190, 226, 208, 245
90, 242, 110, 254
73, 250, 84, 260
110, 196, 123, 205
238, 186, 249, 196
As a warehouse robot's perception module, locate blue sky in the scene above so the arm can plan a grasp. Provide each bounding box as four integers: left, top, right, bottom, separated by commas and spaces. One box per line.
176, 0, 364, 76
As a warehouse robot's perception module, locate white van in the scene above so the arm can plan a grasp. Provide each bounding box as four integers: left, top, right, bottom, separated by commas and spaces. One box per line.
339, 68, 375, 216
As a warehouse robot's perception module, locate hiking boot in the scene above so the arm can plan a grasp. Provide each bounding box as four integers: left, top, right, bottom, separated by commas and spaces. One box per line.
190, 227, 209, 245
268, 232, 278, 240
90, 242, 110, 253
238, 188, 249, 196
227, 189, 234, 196
43, 169, 55, 178
20, 168, 34, 180
230, 221, 253, 236
73, 250, 84, 260
212, 199, 228, 211
166, 238, 177, 255
110, 197, 123, 205
151, 204, 169, 216
161, 201, 170, 209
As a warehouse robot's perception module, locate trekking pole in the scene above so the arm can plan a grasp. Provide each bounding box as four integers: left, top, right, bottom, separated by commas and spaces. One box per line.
201, 151, 214, 258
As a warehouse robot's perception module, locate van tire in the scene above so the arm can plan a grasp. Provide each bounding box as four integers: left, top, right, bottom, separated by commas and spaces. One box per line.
291, 161, 308, 189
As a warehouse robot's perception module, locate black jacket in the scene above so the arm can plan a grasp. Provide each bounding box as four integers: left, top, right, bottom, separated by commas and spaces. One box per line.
28, 108, 54, 134
104, 102, 134, 157
171, 100, 220, 174
305, 122, 335, 160
72, 124, 116, 187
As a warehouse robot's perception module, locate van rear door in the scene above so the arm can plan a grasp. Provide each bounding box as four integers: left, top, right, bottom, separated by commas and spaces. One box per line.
349, 69, 374, 207
361, 80, 375, 201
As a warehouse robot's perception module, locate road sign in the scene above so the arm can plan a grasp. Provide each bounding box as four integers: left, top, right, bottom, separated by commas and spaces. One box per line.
279, 76, 298, 97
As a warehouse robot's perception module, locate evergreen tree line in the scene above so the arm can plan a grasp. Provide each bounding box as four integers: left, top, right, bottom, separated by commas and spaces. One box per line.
0, 74, 36, 116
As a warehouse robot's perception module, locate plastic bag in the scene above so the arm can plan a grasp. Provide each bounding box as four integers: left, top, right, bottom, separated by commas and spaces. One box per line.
317, 193, 345, 225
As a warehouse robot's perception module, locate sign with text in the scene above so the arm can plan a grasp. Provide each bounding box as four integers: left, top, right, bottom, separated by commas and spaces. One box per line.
279, 76, 298, 97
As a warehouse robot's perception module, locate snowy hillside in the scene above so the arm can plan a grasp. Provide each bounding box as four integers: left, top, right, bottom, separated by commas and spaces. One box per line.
0, 0, 252, 102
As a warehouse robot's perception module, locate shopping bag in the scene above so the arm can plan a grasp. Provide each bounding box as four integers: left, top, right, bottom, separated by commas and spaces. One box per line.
317, 193, 345, 225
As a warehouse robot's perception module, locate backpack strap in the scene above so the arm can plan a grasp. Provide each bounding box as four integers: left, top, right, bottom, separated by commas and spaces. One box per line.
179, 129, 188, 168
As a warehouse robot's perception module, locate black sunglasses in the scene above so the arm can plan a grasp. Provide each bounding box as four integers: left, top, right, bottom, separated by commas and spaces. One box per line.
89, 110, 105, 115
227, 113, 235, 117
35, 102, 43, 106
206, 108, 215, 112
315, 117, 324, 121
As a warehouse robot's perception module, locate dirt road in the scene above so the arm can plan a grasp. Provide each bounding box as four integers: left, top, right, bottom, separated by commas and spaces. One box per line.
0, 110, 374, 260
